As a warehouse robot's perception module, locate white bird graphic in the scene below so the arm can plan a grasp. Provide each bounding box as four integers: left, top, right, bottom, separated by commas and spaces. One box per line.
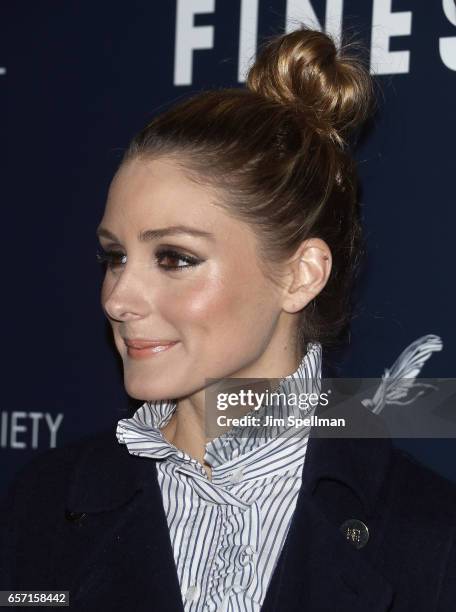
361, 334, 443, 415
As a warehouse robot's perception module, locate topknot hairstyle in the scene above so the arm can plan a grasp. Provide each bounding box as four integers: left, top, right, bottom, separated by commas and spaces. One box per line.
121, 24, 377, 355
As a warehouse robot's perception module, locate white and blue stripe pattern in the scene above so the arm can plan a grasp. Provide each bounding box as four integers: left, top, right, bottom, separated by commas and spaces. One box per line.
116, 342, 322, 611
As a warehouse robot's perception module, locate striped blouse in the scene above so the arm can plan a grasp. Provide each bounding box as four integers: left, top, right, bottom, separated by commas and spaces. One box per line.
116, 341, 322, 611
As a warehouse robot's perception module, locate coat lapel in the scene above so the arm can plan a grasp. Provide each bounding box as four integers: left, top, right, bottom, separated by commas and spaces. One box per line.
65, 434, 185, 611
260, 492, 395, 611
261, 401, 396, 611
64, 401, 395, 611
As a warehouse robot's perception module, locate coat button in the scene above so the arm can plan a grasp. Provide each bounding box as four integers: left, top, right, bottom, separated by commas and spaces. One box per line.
65, 510, 87, 524
340, 519, 369, 549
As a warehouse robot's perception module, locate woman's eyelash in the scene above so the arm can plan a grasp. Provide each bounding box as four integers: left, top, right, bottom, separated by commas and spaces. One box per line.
155, 248, 202, 270
95, 247, 202, 272
96, 249, 127, 268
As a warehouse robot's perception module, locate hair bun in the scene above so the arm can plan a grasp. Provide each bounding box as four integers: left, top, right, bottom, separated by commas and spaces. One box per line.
246, 25, 375, 149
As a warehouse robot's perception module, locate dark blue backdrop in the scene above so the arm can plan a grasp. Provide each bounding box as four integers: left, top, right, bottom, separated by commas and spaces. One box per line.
2, 0, 456, 494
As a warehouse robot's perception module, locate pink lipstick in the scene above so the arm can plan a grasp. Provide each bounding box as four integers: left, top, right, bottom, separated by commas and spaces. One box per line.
124, 339, 179, 360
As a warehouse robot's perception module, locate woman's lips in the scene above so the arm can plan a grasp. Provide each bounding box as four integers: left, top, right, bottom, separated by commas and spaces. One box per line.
124, 339, 180, 359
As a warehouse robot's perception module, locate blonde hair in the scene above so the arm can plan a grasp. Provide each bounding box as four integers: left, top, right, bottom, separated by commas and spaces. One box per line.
121, 24, 377, 354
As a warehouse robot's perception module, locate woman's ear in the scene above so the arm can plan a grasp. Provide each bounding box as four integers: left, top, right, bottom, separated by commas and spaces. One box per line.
280, 238, 332, 314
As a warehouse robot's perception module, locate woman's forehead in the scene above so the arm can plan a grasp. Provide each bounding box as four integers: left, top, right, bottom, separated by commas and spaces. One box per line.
101, 157, 258, 246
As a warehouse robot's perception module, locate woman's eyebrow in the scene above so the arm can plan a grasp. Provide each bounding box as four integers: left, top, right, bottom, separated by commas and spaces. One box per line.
96, 225, 215, 242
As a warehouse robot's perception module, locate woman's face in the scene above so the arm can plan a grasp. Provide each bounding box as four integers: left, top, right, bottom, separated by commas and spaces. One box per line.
97, 156, 292, 402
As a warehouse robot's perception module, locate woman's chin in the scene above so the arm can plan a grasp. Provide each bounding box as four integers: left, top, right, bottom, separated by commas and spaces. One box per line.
123, 377, 175, 402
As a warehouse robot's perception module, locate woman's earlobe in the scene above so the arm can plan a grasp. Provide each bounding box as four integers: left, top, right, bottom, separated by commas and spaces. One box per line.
281, 240, 332, 314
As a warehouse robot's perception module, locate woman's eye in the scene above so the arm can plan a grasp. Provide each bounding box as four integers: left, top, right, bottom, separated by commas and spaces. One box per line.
95, 247, 202, 272
96, 248, 127, 269
155, 248, 202, 271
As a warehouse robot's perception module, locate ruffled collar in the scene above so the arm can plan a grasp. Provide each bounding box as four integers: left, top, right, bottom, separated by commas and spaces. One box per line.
116, 342, 322, 469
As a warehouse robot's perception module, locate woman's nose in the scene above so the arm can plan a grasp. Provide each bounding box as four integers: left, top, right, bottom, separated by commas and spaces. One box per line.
102, 269, 151, 322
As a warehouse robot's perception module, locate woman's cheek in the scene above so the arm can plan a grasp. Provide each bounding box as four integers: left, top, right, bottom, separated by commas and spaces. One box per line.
166, 275, 230, 321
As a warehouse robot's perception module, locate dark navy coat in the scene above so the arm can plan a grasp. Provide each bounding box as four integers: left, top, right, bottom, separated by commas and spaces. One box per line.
1, 400, 455, 611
